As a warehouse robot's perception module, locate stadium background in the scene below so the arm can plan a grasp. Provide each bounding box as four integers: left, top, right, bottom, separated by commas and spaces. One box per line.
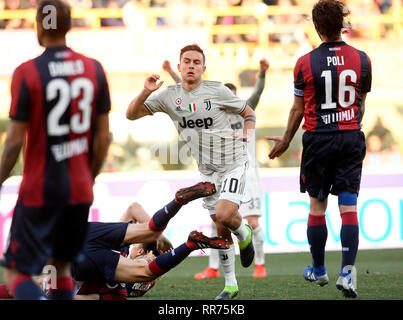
0, 0, 402, 257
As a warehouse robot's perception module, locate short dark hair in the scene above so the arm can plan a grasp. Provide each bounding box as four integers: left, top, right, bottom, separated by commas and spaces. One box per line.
180, 44, 206, 64
36, 0, 71, 38
224, 83, 237, 94
312, 0, 348, 41
141, 241, 160, 256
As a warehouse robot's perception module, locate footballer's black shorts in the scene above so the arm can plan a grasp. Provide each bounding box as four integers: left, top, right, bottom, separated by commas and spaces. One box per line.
0, 202, 90, 275
300, 130, 366, 201
71, 222, 129, 285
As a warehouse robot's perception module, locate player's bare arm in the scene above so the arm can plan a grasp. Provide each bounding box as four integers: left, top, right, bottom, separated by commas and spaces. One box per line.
267, 95, 304, 159
259, 58, 270, 75
126, 74, 164, 120
247, 59, 269, 111
119, 202, 150, 223
0, 121, 26, 191
361, 93, 367, 119
91, 113, 110, 180
237, 105, 256, 142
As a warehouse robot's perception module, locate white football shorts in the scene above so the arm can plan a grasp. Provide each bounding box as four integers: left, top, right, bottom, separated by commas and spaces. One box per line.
239, 161, 262, 217
200, 161, 251, 214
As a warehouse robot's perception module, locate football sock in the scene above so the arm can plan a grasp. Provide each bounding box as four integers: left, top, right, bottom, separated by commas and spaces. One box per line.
47, 276, 75, 300
340, 211, 359, 270
230, 219, 249, 243
148, 243, 193, 277
209, 222, 219, 269
252, 226, 265, 265
148, 200, 182, 231
0, 284, 12, 298
307, 214, 327, 275
10, 274, 47, 300
219, 245, 237, 287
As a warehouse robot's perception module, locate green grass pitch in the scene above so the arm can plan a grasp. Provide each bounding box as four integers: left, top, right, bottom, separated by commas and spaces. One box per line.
0, 248, 401, 300
136, 248, 403, 300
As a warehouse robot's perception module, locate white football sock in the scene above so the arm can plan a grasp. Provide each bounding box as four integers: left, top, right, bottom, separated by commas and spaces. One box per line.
209, 222, 219, 269
252, 226, 265, 265
230, 219, 249, 242
218, 244, 237, 287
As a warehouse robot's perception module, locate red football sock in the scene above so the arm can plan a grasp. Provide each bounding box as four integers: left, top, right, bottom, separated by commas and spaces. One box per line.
0, 284, 13, 299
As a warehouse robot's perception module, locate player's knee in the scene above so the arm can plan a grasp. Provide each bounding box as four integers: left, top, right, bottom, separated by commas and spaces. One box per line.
338, 191, 357, 206
215, 209, 232, 226
128, 202, 142, 212
246, 216, 259, 229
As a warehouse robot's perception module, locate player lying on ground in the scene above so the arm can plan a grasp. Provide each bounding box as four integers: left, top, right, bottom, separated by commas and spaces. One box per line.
0, 182, 228, 300
72, 200, 174, 300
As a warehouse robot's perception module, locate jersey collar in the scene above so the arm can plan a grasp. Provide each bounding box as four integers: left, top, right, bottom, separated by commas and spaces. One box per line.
320, 41, 347, 47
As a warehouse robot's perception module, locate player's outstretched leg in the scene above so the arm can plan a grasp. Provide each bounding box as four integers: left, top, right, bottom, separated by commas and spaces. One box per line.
175, 182, 216, 205
149, 182, 216, 232
147, 231, 229, 278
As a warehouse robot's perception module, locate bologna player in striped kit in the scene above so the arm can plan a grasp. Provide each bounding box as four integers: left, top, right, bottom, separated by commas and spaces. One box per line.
267, 0, 371, 298
0, 0, 111, 299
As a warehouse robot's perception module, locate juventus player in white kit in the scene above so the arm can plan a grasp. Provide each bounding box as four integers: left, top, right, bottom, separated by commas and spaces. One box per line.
127, 44, 256, 300
163, 59, 270, 280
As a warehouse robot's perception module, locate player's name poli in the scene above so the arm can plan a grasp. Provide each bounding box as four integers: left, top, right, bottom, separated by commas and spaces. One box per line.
51, 136, 88, 162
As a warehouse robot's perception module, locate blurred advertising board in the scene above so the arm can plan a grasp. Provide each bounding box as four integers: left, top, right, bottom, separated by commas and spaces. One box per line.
1, 168, 402, 256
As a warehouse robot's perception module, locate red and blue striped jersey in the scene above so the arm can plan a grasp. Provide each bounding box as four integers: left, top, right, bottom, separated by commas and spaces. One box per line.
9, 46, 111, 207
294, 41, 372, 133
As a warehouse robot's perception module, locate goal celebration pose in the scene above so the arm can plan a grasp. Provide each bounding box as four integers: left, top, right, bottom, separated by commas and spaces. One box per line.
127, 44, 256, 300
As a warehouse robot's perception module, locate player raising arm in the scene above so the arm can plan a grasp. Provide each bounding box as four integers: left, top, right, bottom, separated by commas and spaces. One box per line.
267, 0, 371, 299
127, 44, 256, 300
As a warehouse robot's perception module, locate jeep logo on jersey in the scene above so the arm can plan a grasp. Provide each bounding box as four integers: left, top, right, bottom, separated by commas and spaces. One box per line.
178, 117, 213, 129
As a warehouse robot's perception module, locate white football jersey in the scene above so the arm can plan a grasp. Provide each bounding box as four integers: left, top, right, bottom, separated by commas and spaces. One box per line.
144, 80, 248, 174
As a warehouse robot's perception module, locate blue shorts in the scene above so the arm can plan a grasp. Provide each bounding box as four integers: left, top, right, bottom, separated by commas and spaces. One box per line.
71, 222, 129, 285
300, 130, 366, 201
1, 202, 90, 275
